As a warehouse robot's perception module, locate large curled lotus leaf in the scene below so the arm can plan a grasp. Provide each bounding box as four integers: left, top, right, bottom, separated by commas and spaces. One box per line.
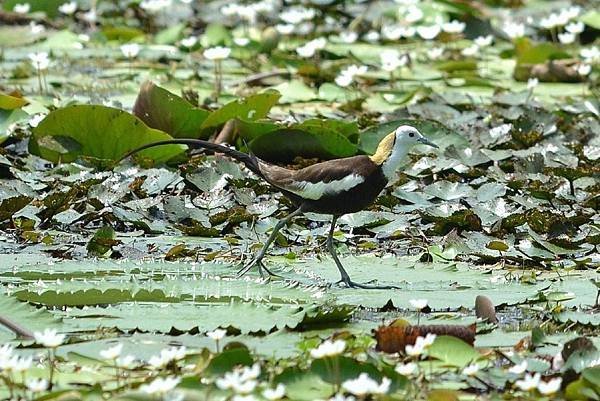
249, 128, 357, 162
30, 105, 184, 163
132, 81, 210, 139
200, 91, 281, 132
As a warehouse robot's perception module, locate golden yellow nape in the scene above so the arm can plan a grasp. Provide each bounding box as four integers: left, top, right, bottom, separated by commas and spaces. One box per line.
369, 132, 396, 165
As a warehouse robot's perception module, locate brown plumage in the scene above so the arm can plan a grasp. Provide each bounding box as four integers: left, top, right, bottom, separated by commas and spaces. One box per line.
117, 125, 437, 288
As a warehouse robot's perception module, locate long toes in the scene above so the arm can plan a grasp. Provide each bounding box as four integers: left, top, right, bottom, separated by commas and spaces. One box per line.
237, 260, 257, 277
337, 280, 399, 290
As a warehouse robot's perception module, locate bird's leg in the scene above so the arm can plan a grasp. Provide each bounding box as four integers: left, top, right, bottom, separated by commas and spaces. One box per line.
327, 216, 399, 290
238, 207, 304, 278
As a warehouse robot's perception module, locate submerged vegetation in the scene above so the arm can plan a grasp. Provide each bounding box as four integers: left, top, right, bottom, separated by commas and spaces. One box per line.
0, 0, 599, 400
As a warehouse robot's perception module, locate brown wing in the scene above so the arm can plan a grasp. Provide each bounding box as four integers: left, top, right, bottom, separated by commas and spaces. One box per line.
258, 156, 379, 200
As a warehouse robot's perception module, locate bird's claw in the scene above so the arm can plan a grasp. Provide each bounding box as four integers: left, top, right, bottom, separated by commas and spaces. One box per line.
334, 278, 399, 290
237, 258, 281, 279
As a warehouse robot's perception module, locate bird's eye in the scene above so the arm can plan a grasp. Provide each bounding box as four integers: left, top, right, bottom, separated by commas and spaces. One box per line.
409, 132, 415, 137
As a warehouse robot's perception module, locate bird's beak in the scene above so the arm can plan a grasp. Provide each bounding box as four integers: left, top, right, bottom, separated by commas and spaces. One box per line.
417, 137, 439, 148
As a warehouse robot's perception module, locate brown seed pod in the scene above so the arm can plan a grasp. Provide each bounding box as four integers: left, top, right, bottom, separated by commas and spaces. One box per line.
374, 324, 477, 354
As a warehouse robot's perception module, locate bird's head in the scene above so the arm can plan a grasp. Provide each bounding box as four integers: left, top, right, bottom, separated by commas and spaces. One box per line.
393, 125, 438, 149
370, 125, 438, 166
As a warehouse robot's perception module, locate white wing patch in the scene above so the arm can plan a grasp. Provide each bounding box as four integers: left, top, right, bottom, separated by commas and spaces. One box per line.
284, 174, 365, 200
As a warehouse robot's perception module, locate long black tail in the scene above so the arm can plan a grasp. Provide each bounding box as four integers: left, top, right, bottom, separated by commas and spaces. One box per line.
116, 139, 263, 177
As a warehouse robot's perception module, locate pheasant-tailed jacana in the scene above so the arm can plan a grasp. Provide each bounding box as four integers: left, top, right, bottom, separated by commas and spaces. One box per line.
119, 125, 438, 289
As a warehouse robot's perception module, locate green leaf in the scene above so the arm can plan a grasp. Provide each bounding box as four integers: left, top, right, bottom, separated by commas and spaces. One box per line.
200, 23, 233, 47
273, 80, 318, 103
30, 105, 185, 163
200, 91, 281, 132
101, 26, 145, 42
428, 336, 480, 367
2, 0, 65, 18
154, 23, 185, 45
132, 81, 210, 139
275, 367, 333, 401
581, 10, 600, 29
204, 346, 253, 376
249, 128, 357, 162
0, 92, 28, 110
514, 38, 570, 65
0, 293, 62, 335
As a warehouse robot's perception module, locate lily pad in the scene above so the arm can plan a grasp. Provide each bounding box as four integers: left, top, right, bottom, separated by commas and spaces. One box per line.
30, 105, 184, 163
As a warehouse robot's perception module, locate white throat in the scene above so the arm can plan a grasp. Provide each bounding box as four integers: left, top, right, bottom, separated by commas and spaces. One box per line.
381, 143, 411, 182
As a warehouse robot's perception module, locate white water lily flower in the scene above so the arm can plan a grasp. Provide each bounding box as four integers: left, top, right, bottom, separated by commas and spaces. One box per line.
296, 37, 326, 58
566, 21, 584, 34
421, 333, 436, 347
140, 0, 172, 13
140, 376, 181, 395
59, 1, 77, 15
216, 364, 261, 393
148, 346, 187, 368
34, 328, 65, 348
508, 360, 528, 375
527, 78, 539, 90
25, 378, 48, 392
276, 24, 294, 35
578, 63, 591, 76
342, 373, 390, 396
402, 6, 423, 23
395, 362, 418, 376
462, 364, 479, 376
29, 52, 50, 70
339, 31, 358, 44
180, 36, 198, 48
405, 340, 425, 356
558, 32, 575, 44
233, 37, 250, 47
364, 30, 380, 43
427, 47, 444, 60
442, 20, 465, 34
204, 46, 231, 60
462, 44, 479, 56
417, 24, 441, 40
503, 22, 525, 39
100, 343, 123, 360
13, 3, 31, 13
206, 329, 227, 340
280, 6, 315, 24
382, 25, 404, 40
580, 46, 600, 62
335, 73, 353, 87
380, 49, 408, 72
120, 43, 140, 58
116, 355, 136, 369
310, 339, 346, 358
409, 299, 428, 309
515, 372, 541, 391
474, 35, 493, 47
263, 383, 285, 400
540, 14, 561, 29
82, 9, 97, 22
538, 377, 562, 395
